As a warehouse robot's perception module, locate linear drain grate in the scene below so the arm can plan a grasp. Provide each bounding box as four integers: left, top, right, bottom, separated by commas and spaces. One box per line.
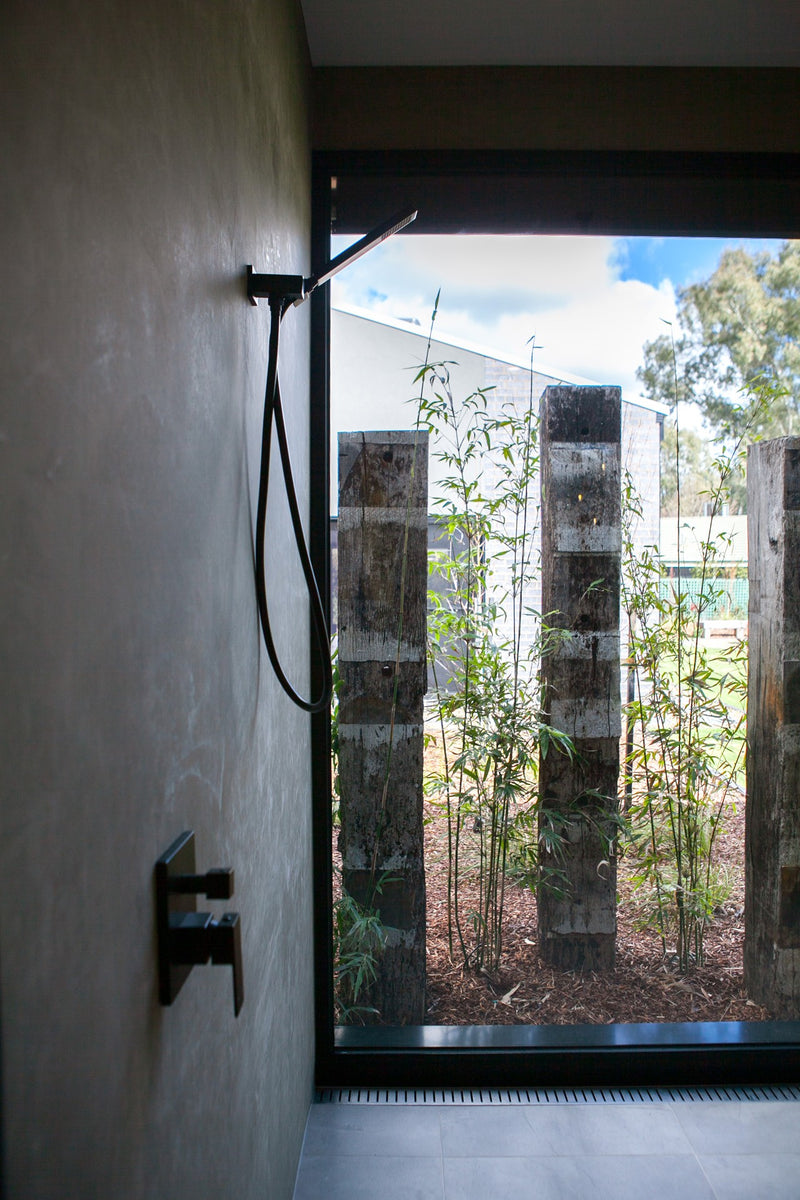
316, 1085, 800, 1105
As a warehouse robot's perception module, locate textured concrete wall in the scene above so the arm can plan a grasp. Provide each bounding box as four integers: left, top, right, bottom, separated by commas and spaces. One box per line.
0, 3, 313, 1197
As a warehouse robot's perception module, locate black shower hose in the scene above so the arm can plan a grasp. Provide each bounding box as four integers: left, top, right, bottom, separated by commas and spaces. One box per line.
255, 296, 332, 713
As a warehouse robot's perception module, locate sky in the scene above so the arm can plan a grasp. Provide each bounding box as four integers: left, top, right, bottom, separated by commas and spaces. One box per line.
329, 234, 785, 406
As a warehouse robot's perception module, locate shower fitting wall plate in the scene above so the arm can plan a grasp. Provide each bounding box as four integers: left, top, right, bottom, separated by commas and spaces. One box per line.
155, 830, 198, 1007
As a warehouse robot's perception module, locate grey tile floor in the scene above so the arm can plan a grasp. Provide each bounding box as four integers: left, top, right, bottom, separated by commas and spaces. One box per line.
293, 1099, 800, 1199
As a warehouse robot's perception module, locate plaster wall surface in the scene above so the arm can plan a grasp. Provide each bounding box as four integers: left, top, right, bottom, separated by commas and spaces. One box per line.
0, 2, 314, 1196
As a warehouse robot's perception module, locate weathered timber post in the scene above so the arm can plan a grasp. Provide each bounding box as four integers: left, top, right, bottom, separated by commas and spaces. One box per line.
337, 431, 428, 1023
745, 437, 800, 1016
538, 386, 621, 971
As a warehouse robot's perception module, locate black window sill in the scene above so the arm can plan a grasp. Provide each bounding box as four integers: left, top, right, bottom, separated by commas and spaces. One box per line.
323, 1021, 800, 1088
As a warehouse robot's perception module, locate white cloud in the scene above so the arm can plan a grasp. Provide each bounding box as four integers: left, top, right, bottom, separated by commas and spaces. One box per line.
330, 234, 677, 398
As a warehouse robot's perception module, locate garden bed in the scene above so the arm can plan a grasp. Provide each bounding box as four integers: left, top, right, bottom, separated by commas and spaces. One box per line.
422, 794, 772, 1026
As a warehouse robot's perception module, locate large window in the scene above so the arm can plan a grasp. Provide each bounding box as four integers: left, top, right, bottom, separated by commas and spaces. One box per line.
309, 150, 800, 1087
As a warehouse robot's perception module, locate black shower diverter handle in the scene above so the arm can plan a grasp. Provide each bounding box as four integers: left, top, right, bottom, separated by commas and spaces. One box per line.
167, 910, 244, 1018
156, 831, 244, 1017
209, 912, 244, 1016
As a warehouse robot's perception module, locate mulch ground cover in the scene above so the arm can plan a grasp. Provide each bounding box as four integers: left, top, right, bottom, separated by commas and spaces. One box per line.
422, 795, 772, 1026
334, 710, 773, 1026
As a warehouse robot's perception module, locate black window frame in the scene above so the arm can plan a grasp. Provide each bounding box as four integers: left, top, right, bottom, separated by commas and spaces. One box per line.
309, 149, 800, 1089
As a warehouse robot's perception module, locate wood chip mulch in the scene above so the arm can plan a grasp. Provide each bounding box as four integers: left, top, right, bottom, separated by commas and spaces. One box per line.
422, 797, 772, 1026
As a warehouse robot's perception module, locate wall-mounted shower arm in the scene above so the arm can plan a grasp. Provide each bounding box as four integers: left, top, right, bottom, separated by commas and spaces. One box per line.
303, 206, 417, 296
247, 206, 417, 307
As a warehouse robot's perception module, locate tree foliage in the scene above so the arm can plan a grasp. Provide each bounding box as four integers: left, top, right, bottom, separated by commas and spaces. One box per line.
638, 241, 800, 444
660, 424, 722, 516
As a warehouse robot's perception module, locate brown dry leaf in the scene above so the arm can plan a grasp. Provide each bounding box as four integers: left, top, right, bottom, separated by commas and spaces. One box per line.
499, 983, 521, 1006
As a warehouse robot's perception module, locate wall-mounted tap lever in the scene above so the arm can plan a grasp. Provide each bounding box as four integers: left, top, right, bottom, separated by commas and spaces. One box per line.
156, 832, 244, 1016
167, 867, 234, 899
209, 912, 244, 1016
